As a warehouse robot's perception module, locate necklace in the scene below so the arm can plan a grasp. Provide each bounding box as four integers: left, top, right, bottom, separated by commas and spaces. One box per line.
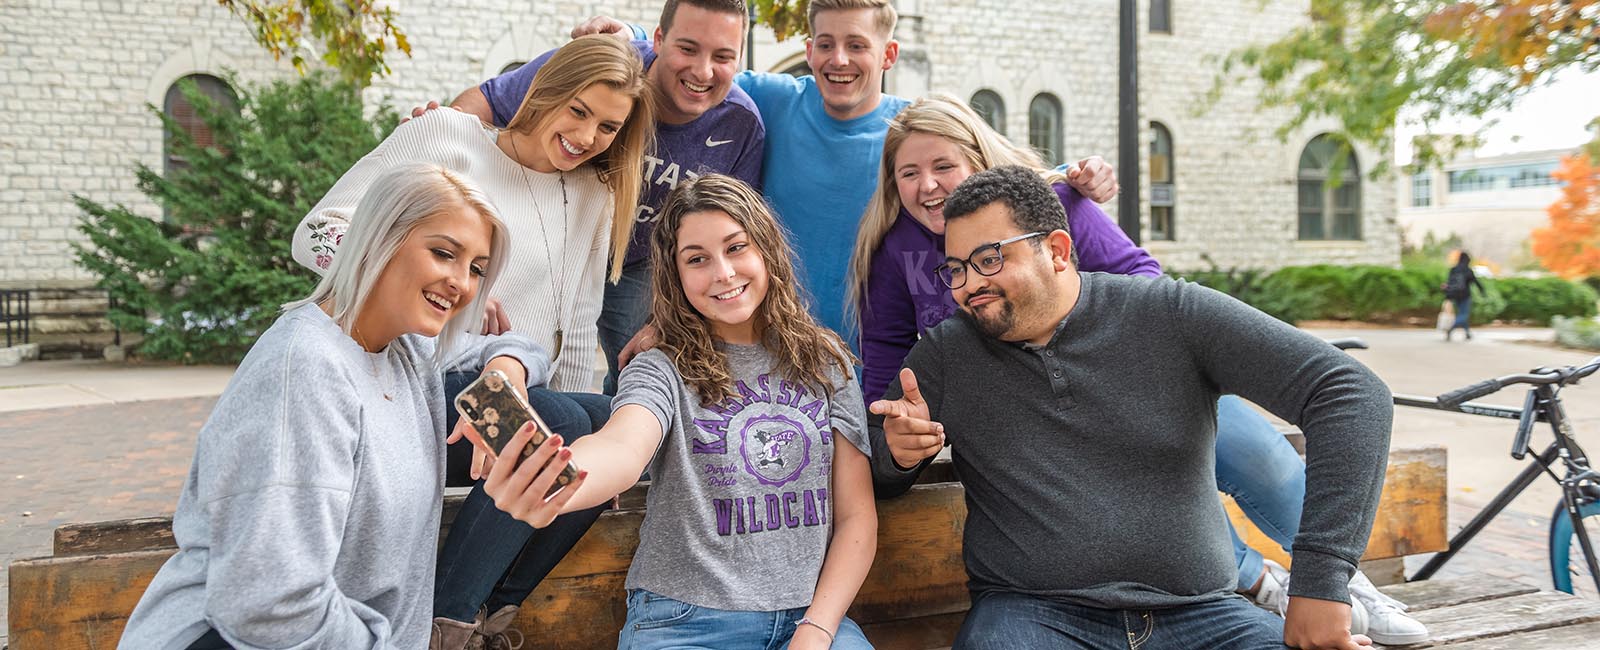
353, 328, 392, 401
507, 132, 571, 361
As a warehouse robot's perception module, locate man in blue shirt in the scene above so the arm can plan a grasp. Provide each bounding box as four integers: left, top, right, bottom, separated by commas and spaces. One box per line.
578, 0, 1117, 337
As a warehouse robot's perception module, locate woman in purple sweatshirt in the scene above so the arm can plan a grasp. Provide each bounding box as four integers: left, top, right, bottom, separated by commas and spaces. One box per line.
843, 94, 1427, 644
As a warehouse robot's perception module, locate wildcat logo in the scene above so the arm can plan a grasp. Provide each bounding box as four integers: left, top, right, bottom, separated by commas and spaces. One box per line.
739, 415, 811, 487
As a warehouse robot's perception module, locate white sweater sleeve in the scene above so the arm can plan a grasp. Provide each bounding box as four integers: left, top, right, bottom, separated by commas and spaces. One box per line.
291, 111, 484, 276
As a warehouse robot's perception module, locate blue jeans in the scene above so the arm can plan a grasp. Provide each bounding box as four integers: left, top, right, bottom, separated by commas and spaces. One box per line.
434, 370, 615, 621
1215, 395, 1305, 591
954, 591, 1286, 650
599, 260, 653, 396
619, 589, 874, 650
1451, 296, 1473, 330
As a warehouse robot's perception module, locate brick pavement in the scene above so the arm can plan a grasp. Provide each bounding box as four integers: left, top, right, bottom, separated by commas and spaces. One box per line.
1, 396, 214, 641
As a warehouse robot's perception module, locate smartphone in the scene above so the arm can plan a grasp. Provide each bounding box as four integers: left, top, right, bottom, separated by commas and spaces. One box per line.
453, 369, 580, 497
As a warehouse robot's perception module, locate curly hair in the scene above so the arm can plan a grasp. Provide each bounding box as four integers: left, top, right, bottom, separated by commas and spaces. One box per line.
946, 165, 1075, 263
649, 174, 857, 406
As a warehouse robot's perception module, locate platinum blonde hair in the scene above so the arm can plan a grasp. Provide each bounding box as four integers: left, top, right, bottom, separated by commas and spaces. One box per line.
285, 164, 511, 365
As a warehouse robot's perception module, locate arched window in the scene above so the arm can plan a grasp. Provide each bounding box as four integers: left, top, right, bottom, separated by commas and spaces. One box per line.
1297, 134, 1362, 240
781, 60, 811, 77
1028, 93, 1064, 166
500, 60, 528, 75
162, 74, 238, 180
1149, 122, 1175, 241
1150, 0, 1172, 33
970, 90, 1006, 134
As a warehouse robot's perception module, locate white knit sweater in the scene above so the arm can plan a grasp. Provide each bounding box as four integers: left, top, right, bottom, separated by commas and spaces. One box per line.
292, 109, 612, 392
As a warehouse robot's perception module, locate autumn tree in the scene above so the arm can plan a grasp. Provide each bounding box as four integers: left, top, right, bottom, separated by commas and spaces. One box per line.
1531, 125, 1600, 279
1226, 0, 1600, 172
218, 0, 411, 88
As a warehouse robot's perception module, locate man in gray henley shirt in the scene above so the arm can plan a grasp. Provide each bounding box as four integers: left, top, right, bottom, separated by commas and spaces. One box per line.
868, 165, 1391, 650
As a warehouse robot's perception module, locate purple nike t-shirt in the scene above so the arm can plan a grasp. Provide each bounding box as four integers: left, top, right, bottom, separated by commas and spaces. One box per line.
481, 41, 765, 266
614, 344, 868, 611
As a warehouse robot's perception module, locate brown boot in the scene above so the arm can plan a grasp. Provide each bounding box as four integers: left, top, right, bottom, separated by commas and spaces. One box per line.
480, 605, 524, 650
430, 615, 484, 650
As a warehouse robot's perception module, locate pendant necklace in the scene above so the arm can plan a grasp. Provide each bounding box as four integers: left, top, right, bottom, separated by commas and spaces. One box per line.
353, 327, 392, 401
508, 132, 571, 362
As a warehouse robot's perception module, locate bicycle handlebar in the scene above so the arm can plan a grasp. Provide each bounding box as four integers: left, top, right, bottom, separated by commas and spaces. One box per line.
1435, 356, 1600, 408
1438, 379, 1504, 408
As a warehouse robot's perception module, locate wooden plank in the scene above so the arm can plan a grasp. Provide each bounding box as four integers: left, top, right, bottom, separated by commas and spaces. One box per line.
861, 612, 965, 650
1226, 445, 1448, 566
1424, 621, 1600, 650
1397, 591, 1600, 647
1377, 575, 1539, 612
7, 549, 175, 650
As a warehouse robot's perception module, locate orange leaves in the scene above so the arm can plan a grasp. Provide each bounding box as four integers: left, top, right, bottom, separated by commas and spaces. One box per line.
1424, 0, 1600, 87
1533, 154, 1600, 279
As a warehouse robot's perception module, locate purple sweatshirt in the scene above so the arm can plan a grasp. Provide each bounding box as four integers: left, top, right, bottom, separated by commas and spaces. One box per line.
858, 183, 1162, 402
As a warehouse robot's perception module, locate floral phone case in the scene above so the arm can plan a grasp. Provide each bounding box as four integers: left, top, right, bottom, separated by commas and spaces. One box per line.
453, 369, 578, 496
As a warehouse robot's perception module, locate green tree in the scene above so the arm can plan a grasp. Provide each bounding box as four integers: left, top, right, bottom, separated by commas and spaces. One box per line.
72, 73, 396, 363
218, 0, 411, 87
1225, 0, 1600, 172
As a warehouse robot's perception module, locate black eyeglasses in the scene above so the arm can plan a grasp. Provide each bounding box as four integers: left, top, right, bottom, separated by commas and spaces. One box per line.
933, 232, 1046, 289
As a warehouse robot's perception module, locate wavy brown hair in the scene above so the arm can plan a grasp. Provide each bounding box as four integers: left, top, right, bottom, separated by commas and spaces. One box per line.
504, 35, 656, 282
650, 174, 857, 406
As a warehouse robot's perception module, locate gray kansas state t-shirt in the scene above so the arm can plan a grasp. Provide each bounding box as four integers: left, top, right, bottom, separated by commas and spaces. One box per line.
615, 344, 869, 611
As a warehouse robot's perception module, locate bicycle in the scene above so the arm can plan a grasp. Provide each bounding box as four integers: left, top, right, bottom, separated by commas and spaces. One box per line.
1373, 349, 1600, 595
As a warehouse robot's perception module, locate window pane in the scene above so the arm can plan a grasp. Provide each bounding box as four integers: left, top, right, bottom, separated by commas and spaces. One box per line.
1150, 0, 1171, 32
1029, 94, 1063, 166
1298, 181, 1324, 240
1149, 122, 1173, 183
1333, 209, 1361, 240
1151, 206, 1174, 241
970, 90, 1006, 134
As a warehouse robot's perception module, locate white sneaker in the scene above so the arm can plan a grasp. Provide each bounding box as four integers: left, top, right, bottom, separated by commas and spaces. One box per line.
1254, 561, 1372, 637
1348, 571, 1430, 645
1252, 560, 1292, 615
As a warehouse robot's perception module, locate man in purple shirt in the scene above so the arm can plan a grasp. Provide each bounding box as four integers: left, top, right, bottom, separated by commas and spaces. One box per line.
450, 0, 765, 395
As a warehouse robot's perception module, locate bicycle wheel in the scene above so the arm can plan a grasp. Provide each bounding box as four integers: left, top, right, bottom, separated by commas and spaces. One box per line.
1549, 499, 1600, 598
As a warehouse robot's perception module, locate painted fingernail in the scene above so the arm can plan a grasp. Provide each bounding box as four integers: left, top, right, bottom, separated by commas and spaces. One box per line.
578, 470, 589, 479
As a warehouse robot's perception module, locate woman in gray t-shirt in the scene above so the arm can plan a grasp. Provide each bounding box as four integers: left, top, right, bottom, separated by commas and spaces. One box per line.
480, 174, 878, 650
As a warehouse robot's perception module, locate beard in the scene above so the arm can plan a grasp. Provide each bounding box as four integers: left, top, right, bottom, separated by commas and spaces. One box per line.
965, 289, 1017, 339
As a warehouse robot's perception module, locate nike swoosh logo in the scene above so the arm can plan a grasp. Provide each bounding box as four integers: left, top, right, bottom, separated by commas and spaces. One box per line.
706, 137, 733, 148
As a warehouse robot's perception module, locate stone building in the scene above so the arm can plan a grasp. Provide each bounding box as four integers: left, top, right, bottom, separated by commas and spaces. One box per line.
1400, 145, 1577, 268
0, 0, 1398, 354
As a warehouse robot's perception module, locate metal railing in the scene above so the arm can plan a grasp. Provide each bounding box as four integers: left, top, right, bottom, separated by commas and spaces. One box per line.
1, 289, 30, 347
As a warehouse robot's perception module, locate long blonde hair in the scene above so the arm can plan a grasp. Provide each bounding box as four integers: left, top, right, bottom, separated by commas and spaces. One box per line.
285, 164, 511, 365
845, 93, 1065, 330
650, 174, 856, 406
505, 35, 656, 282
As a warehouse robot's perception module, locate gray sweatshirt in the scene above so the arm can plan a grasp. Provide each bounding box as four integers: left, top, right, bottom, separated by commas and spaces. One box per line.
119, 304, 546, 650
869, 272, 1392, 608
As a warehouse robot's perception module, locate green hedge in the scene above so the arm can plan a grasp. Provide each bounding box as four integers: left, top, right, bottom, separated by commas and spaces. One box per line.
1173, 265, 1596, 326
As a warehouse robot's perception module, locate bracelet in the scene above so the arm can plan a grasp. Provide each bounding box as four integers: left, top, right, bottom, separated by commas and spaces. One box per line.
795, 617, 836, 644
627, 23, 648, 41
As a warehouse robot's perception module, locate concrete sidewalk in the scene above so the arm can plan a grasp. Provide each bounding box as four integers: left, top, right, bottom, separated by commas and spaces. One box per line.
0, 359, 236, 413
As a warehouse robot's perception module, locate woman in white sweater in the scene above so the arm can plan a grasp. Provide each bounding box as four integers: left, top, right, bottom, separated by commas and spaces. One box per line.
121, 165, 548, 650
289, 35, 656, 649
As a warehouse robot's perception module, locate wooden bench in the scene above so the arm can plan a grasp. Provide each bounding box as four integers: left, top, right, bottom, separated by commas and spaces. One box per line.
1372, 575, 1600, 648
8, 448, 1448, 650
